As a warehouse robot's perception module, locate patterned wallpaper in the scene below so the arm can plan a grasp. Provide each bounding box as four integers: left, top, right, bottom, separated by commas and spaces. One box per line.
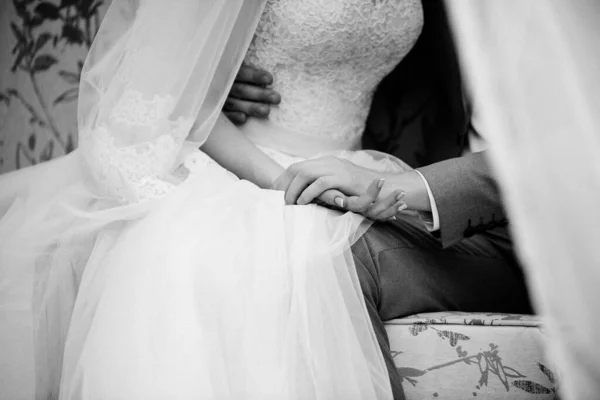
0, 0, 110, 173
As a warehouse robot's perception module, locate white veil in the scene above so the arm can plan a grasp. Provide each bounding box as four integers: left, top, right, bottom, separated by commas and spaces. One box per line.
78, 0, 269, 202
447, 1, 600, 398
80, 0, 267, 145
0, 1, 268, 398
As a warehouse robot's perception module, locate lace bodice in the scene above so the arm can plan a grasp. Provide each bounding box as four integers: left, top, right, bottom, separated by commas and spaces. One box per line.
244, 0, 423, 152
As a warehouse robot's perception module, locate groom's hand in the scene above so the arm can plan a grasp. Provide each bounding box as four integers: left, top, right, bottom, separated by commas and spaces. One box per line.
223, 64, 281, 125
321, 179, 408, 221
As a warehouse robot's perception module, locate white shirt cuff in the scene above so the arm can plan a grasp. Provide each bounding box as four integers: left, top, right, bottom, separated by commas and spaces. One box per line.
414, 170, 440, 232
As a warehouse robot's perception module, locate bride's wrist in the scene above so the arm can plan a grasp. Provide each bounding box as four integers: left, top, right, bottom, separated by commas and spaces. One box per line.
257, 165, 285, 190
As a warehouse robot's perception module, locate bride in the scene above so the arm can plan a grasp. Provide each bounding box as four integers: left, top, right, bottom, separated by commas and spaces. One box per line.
0, 0, 423, 399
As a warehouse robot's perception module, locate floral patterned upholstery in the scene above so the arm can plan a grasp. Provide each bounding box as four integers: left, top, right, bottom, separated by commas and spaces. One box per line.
385, 312, 559, 399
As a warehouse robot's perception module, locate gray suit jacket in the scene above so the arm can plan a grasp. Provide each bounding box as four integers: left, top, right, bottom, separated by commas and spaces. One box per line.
418, 152, 507, 247
364, 0, 509, 248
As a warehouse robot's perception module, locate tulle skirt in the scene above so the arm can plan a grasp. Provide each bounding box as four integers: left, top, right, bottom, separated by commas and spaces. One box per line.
0, 149, 393, 399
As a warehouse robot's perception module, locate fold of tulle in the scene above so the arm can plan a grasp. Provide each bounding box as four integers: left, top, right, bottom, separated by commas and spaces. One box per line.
0, 152, 87, 400
1, 150, 169, 399
0, 151, 147, 399
0, 152, 392, 399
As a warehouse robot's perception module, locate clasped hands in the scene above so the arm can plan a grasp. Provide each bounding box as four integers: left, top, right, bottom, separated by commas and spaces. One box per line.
224, 64, 409, 221
272, 156, 408, 221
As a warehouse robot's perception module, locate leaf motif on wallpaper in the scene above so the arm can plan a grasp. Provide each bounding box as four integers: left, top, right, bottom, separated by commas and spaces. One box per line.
32, 54, 58, 73
28, 133, 36, 151
34, 33, 53, 54
3, 0, 105, 169
59, 70, 81, 85
54, 88, 79, 106
34, 2, 61, 20
40, 140, 55, 162
61, 24, 85, 45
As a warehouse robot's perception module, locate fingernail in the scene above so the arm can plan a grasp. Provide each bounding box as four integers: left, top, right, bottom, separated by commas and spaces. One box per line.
398, 204, 408, 212
335, 197, 345, 208
389, 216, 397, 221
258, 105, 270, 115
269, 93, 281, 104
261, 74, 272, 85
377, 178, 385, 189
396, 192, 406, 201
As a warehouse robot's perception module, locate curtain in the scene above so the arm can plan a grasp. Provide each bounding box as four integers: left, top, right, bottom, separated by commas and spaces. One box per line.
447, 1, 600, 399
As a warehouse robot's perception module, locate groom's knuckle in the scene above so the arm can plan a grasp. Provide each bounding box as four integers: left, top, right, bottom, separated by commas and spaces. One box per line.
349, 201, 363, 213
357, 201, 370, 213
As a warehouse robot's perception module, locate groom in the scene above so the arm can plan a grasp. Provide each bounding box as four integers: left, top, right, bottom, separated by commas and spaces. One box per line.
224, 1, 532, 398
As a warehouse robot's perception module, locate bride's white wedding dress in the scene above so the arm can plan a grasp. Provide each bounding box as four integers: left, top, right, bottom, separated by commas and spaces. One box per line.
0, 1, 422, 399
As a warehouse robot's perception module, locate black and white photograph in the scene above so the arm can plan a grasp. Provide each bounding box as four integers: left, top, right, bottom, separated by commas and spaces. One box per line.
0, 1, 598, 399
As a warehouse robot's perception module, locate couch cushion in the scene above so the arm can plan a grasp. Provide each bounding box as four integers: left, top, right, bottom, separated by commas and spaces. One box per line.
384, 312, 558, 399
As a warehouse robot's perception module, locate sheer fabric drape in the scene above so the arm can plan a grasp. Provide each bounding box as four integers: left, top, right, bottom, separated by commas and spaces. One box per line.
448, 2, 600, 398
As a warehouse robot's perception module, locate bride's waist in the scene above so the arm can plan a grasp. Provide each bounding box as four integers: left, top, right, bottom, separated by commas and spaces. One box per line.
239, 119, 362, 159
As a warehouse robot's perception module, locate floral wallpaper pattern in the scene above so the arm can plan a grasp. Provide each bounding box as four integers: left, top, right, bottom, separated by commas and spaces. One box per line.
0, 0, 109, 173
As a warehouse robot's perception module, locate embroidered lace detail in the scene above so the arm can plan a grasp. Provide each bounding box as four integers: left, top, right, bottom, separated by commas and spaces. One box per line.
110, 90, 175, 132
244, 0, 423, 151
79, 89, 193, 203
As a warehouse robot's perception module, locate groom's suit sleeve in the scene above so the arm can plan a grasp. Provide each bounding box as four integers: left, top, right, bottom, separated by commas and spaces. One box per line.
364, 0, 509, 248
416, 151, 508, 248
